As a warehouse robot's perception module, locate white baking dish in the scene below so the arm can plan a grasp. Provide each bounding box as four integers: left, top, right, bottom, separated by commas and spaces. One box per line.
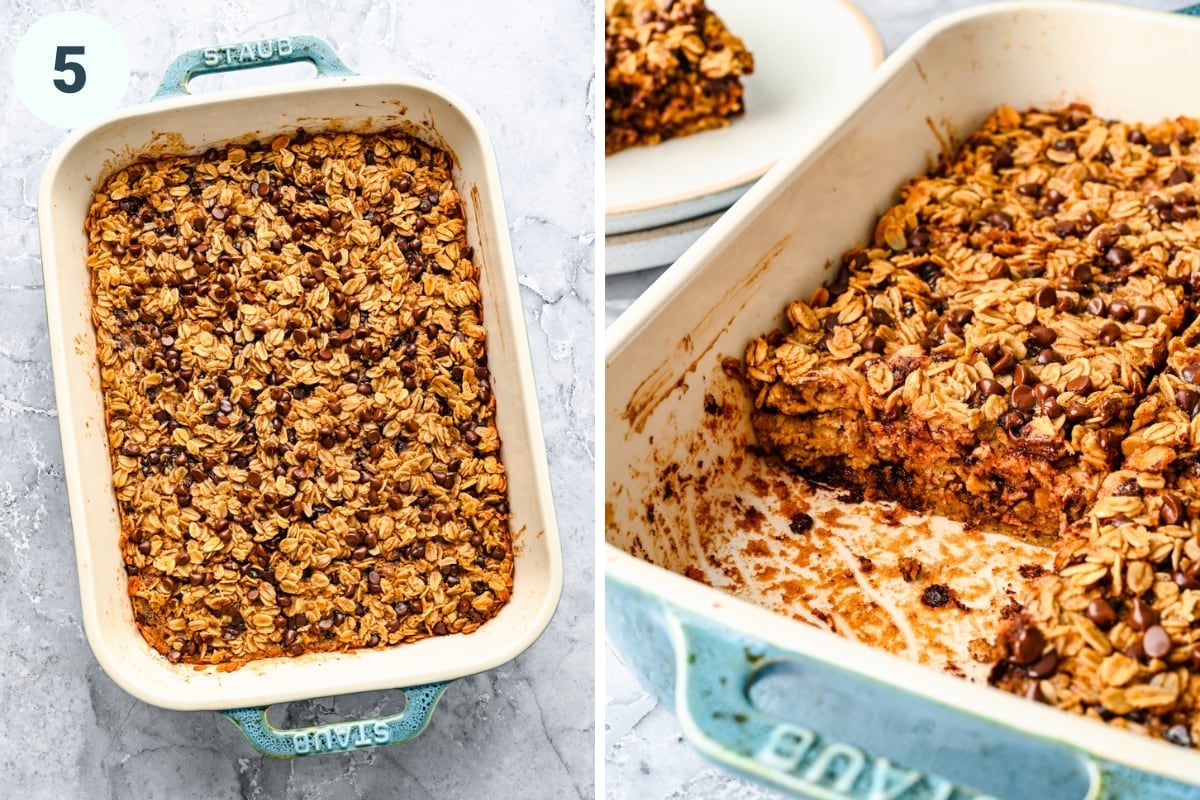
39, 36, 561, 754
607, 2, 1200, 796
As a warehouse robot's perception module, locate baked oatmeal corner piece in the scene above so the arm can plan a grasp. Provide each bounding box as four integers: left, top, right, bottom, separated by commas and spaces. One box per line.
605, 0, 754, 154
992, 379, 1200, 741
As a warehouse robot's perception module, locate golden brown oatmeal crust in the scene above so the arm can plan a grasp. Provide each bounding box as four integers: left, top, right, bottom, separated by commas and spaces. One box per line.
87, 128, 513, 668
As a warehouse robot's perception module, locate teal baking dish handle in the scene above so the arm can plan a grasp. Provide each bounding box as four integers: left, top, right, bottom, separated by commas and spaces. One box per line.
669, 614, 1198, 800
152, 35, 356, 100
218, 681, 449, 758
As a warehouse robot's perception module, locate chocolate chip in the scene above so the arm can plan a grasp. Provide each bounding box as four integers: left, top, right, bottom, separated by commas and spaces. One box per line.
1070, 263, 1092, 284
1175, 562, 1200, 590
1010, 384, 1036, 411
1095, 228, 1120, 251
1133, 305, 1160, 325
1128, 128, 1148, 145
982, 342, 1004, 364
1160, 493, 1186, 525
1142, 625, 1172, 659
1065, 375, 1093, 396
931, 316, 960, 340
862, 335, 885, 355
920, 584, 951, 608
1011, 625, 1045, 666
1168, 164, 1192, 185
867, 307, 894, 327
1095, 429, 1120, 455
1035, 348, 1064, 365
1104, 246, 1132, 267
1025, 649, 1059, 679
1000, 410, 1026, 433
987, 210, 1014, 230
1128, 597, 1158, 631
1098, 322, 1122, 346
1033, 383, 1058, 404
1182, 363, 1200, 384
788, 513, 814, 534
1017, 182, 1042, 197
1053, 219, 1078, 238
1166, 724, 1193, 748
1176, 388, 1200, 415
1030, 325, 1057, 347
1085, 296, 1107, 316
1151, 142, 1172, 157
988, 262, 1012, 280
1034, 286, 1057, 308
1086, 597, 1116, 628
978, 378, 1004, 397
1013, 365, 1036, 387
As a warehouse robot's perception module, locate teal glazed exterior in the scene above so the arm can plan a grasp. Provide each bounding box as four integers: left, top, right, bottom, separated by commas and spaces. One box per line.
220, 682, 449, 758
606, 575, 1200, 799
152, 35, 355, 100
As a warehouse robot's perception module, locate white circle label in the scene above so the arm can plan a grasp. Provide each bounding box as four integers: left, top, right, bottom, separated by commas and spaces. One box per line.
12, 11, 130, 129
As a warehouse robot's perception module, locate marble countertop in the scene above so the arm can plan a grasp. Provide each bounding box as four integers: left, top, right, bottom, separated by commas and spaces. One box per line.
1, 1, 594, 798
604, 1, 1182, 798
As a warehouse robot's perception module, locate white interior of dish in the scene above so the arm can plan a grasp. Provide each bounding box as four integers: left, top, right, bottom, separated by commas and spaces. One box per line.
607, 1, 1200, 784
39, 77, 561, 711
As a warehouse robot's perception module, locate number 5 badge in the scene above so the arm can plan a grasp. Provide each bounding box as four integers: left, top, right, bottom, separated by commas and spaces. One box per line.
13, 11, 130, 129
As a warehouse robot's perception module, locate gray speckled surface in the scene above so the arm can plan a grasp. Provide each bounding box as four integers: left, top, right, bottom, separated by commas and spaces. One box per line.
603, 1, 1182, 798
2, 1, 594, 798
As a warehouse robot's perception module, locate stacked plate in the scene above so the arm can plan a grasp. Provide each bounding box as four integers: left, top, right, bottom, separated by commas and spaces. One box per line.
605, 0, 885, 275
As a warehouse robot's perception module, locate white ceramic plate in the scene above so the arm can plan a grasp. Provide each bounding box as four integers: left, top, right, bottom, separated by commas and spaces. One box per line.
604, 0, 883, 235
605, 210, 722, 275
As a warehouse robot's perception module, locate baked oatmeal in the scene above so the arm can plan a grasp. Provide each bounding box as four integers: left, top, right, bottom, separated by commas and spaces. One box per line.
744, 104, 1200, 746
86, 129, 513, 667
605, 0, 754, 155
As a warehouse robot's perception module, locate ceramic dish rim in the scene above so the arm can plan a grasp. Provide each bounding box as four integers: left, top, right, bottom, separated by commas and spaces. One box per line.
39, 73, 563, 711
